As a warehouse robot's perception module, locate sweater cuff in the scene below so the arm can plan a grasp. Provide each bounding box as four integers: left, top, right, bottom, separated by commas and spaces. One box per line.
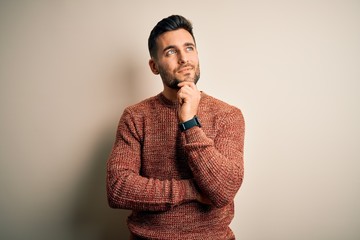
181, 179, 200, 203
182, 126, 207, 144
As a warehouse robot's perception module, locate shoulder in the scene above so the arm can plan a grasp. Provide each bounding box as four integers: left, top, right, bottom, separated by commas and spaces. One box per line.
201, 92, 243, 116
117, 95, 159, 128
124, 95, 158, 116
117, 96, 159, 137
200, 93, 245, 131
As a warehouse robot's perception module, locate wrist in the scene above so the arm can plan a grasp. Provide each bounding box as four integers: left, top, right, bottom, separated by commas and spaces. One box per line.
179, 113, 196, 123
179, 115, 201, 132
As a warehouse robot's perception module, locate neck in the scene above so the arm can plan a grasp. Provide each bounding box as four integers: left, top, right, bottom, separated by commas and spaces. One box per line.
162, 86, 179, 102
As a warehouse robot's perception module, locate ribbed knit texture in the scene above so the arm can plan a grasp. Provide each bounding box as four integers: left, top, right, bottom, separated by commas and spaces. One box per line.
107, 92, 245, 240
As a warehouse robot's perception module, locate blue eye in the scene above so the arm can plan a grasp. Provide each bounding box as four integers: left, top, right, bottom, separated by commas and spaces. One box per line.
186, 46, 194, 51
166, 49, 176, 55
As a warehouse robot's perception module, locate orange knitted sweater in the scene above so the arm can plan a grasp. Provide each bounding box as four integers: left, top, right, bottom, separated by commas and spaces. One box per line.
107, 92, 245, 240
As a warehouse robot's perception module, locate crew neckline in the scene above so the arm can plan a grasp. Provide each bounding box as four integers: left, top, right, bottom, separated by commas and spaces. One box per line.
157, 92, 178, 108
157, 91, 206, 109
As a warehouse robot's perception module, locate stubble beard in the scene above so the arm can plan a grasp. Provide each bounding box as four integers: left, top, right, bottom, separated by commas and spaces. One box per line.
160, 64, 201, 90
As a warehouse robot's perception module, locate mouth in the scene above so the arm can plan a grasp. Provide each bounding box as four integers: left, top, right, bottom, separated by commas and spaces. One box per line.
177, 65, 193, 73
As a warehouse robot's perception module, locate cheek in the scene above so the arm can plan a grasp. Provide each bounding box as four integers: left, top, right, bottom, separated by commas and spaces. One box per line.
158, 63, 172, 75
160, 61, 176, 72
190, 53, 199, 63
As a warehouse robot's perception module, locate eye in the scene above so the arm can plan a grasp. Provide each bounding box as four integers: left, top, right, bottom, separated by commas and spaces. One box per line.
186, 46, 194, 51
166, 49, 176, 56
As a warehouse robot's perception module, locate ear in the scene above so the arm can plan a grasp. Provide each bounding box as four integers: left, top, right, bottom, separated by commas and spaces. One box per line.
149, 59, 159, 75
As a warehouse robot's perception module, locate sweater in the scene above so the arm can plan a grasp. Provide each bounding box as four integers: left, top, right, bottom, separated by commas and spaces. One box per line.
107, 92, 245, 240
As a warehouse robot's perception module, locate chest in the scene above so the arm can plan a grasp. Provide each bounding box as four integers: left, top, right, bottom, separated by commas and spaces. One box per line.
138, 110, 216, 180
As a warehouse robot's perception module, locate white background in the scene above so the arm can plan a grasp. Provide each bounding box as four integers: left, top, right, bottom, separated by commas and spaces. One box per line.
1, 1, 359, 239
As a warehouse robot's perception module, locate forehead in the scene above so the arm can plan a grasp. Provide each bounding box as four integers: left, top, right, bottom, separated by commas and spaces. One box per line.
156, 28, 195, 50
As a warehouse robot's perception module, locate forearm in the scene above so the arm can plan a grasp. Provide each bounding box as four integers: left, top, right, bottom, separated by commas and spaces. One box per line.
183, 129, 243, 207
107, 108, 200, 211
182, 110, 245, 208
107, 167, 199, 212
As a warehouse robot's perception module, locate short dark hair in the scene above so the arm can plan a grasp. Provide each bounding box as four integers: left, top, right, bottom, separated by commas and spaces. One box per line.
148, 15, 196, 58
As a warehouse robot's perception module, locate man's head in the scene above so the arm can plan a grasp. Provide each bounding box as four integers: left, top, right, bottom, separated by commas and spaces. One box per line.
148, 15, 200, 90
148, 15, 196, 59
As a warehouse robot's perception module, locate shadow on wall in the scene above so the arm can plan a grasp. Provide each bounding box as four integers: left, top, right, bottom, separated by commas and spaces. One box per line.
69, 55, 148, 240
70, 131, 131, 240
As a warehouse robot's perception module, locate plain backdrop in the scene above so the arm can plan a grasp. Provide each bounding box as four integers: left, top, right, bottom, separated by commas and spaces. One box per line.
1, 1, 359, 239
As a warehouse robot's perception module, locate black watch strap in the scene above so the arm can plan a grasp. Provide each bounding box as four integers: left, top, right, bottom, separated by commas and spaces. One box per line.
179, 116, 202, 132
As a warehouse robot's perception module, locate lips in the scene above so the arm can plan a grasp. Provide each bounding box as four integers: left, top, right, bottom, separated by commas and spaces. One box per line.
177, 65, 193, 73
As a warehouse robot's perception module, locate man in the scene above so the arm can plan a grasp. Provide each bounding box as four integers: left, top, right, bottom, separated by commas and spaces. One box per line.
107, 15, 245, 240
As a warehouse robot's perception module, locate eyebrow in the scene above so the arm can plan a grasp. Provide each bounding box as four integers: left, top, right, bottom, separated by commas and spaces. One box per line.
162, 45, 176, 54
162, 42, 196, 54
184, 42, 195, 47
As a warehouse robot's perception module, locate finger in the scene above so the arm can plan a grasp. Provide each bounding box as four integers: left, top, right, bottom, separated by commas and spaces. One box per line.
177, 91, 186, 104
179, 90, 193, 103
177, 91, 182, 101
177, 81, 196, 89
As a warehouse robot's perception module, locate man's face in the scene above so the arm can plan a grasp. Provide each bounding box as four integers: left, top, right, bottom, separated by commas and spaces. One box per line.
150, 28, 200, 89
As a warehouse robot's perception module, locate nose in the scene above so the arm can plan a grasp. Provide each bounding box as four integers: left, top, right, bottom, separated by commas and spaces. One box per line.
178, 50, 187, 64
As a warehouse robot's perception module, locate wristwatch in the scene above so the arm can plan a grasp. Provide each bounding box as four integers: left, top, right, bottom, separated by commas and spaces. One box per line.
179, 116, 202, 132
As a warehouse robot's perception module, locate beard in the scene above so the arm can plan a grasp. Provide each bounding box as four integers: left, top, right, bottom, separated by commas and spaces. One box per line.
159, 63, 200, 90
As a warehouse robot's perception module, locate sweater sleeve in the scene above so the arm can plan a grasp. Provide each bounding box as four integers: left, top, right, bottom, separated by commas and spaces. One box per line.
106, 109, 199, 212
181, 107, 245, 208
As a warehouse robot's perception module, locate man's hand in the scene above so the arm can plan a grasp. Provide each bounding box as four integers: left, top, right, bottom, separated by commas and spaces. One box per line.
177, 82, 201, 122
